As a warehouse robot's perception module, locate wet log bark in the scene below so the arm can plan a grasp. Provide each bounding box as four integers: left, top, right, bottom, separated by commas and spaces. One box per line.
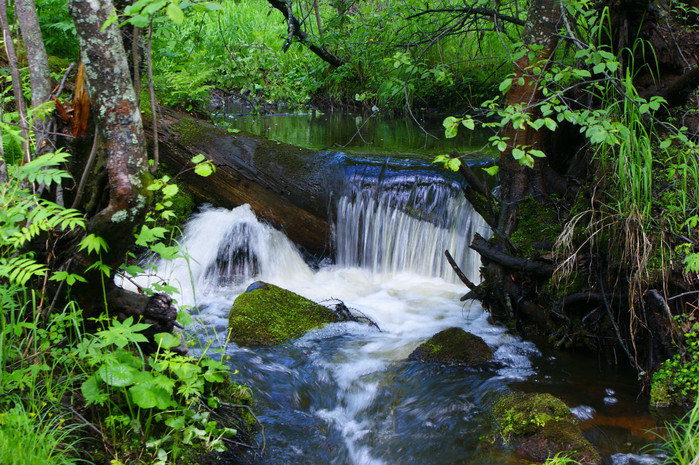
151, 110, 343, 256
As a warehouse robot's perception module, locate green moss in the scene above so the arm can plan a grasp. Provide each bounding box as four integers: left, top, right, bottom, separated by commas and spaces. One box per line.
492, 392, 600, 464
650, 375, 674, 408
173, 116, 217, 147
493, 393, 573, 439
408, 327, 494, 366
510, 197, 562, 257
140, 88, 152, 122
228, 281, 340, 346
47, 56, 72, 76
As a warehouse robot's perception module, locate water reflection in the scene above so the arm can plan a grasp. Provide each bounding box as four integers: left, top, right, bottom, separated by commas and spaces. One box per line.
214, 111, 493, 156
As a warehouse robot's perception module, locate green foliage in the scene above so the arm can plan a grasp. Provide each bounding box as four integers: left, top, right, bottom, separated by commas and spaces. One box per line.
36, 0, 80, 59
74, 315, 236, 464
142, 0, 511, 113
537, 452, 582, 465
0, 150, 86, 286
652, 322, 699, 406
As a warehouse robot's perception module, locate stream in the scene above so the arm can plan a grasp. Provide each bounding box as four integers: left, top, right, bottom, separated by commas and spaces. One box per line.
133, 114, 663, 464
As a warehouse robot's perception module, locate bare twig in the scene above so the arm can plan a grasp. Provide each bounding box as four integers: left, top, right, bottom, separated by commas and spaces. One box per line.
71, 127, 99, 209
147, 20, 159, 173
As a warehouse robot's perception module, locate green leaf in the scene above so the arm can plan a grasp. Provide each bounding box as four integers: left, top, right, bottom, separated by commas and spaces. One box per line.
442, 116, 459, 128
499, 78, 512, 93
659, 139, 672, 149
191, 154, 206, 164
462, 118, 475, 130
98, 361, 139, 387
177, 310, 194, 326
129, 374, 174, 409
129, 14, 149, 27
125, 264, 145, 276
203, 1, 223, 10
483, 165, 499, 176
446, 158, 461, 172
497, 141, 507, 152
154, 332, 182, 349
194, 162, 213, 177
165, 415, 186, 429
79, 234, 109, 255
444, 125, 458, 139
101, 9, 119, 32
520, 154, 535, 168
162, 184, 179, 197
544, 118, 557, 131
82, 374, 109, 406
511, 148, 525, 160
529, 149, 546, 158
166, 3, 185, 24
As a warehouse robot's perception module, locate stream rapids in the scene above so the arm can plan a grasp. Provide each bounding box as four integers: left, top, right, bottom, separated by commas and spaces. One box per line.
128, 168, 661, 465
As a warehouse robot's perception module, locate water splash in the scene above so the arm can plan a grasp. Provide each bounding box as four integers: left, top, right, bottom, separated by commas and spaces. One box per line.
126, 204, 313, 307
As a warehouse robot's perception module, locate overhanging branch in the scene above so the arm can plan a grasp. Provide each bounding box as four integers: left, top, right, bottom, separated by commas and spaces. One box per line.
266, 0, 343, 68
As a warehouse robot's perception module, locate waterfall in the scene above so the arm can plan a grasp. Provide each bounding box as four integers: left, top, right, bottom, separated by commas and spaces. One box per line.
334, 171, 490, 283
126, 204, 313, 307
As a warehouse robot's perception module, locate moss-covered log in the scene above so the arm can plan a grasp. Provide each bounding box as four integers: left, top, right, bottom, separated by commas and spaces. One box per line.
151, 109, 343, 256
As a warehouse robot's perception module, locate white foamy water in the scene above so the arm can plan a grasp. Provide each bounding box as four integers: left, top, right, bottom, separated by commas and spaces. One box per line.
127, 201, 543, 465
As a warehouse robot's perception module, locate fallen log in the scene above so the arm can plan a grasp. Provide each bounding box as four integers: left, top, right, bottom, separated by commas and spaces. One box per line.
470, 233, 553, 276
150, 109, 344, 256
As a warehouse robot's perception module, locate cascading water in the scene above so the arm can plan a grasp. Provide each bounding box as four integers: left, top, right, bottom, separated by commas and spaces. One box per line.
130, 167, 659, 465
335, 171, 488, 283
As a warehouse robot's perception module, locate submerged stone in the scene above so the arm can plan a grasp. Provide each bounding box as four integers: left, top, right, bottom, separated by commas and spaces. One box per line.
492, 392, 601, 465
228, 281, 342, 346
408, 327, 494, 366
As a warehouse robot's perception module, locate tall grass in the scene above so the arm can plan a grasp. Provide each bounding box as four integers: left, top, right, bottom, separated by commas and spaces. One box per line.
656, 397, 699, 464
0, 400, 83, 465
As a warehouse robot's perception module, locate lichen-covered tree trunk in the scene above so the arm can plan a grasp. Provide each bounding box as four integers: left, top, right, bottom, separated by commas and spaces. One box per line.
65, 0, 154, 318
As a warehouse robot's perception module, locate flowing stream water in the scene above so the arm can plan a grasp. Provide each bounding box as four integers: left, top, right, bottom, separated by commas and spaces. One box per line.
132, 159, 661, 465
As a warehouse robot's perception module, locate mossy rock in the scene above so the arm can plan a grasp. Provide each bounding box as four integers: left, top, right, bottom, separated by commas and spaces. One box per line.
228, 281, 342, 346
492, 392, 601, 465
408, 327, 494, 366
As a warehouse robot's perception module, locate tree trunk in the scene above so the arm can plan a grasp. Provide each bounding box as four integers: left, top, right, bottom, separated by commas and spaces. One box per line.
0, 0, 31, 163
497, 0, 562, 235
472, 0, 564, 323
65, 0, 155, 319
15, 0, 51, 107
15, 0, 54, 164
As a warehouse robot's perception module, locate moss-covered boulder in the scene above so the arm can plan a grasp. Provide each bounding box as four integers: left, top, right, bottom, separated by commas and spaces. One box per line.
228, 281, 342, 346
408, 327, 494, 366
492, 392, 601, 465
